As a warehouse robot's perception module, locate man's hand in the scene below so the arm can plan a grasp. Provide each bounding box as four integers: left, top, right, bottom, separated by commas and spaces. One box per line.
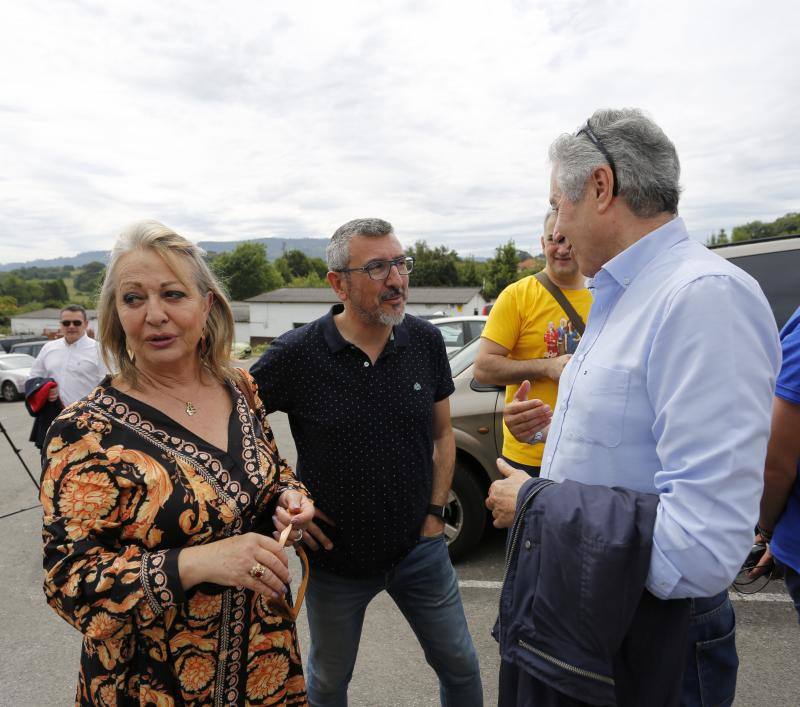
421, 514, 445, 537
47, 384, 60, 402
295, 506, 336, 552
503, 380, 552, 443
486, 458, 531, 528
545, 354, 572, 381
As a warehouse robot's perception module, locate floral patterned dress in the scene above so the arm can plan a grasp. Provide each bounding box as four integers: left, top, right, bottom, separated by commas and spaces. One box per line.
40, 371, 309, 706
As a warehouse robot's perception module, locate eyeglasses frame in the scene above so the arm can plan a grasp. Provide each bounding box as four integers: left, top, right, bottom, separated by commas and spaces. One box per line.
335, 256, 415, 281
575, 120, 620, 197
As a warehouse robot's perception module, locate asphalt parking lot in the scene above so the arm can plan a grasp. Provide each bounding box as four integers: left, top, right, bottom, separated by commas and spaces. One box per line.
1, 397, 798, 706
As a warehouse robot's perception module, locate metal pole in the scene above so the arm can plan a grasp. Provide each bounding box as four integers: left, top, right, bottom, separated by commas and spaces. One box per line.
0, 420, 40, 491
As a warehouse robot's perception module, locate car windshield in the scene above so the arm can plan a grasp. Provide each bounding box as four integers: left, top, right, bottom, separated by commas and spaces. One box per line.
0, 354, 35, 370
448, 337, 480, 378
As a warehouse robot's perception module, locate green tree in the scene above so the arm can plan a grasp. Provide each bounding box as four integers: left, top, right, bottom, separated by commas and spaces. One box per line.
732, 212, 800, 242
42, 279, 68, 305
74, 261, 106, 293
482, 240, 519, 300
456, 257, 484, 287
211, 242, 283, 300
407, 241, 460, 286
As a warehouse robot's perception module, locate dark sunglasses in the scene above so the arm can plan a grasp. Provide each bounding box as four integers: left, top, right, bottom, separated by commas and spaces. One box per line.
576, 119, 620, 196
61, 319, 85, 327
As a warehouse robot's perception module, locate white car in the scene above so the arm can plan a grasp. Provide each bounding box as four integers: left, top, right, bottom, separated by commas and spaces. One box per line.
0, 353, 35, 402
428, 316, 488, 355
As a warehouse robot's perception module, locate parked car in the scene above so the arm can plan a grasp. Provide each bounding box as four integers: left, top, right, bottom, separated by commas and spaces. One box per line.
9, 340, 47, 358
0, 335, 47, 354
429, 315, 488, 355
0, 353, 36, 401
444, 337, 505, 560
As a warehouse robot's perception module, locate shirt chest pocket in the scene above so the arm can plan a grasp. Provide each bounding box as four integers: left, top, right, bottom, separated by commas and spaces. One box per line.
565, 364, 629, 448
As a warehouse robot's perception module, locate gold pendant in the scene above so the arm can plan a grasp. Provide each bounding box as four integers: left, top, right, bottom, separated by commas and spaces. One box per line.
185, 401, 197, 416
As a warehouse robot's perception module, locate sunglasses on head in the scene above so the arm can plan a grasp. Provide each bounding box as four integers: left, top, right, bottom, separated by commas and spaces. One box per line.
61, 319, 84, 327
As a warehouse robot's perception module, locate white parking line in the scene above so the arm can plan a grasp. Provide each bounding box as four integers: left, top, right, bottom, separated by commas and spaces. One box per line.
457, 580, 793, 603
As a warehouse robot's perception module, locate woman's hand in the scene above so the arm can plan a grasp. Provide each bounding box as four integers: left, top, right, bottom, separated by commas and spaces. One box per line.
178, 533, 290, 597
273, 490, 315, 547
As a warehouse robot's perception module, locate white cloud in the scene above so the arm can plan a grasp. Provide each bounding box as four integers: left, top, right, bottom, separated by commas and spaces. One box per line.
0, 0, 798, 263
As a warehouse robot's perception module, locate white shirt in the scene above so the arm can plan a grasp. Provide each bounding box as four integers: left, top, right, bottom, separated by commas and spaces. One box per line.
29, 334, 108, 406
541, 218, 781, 599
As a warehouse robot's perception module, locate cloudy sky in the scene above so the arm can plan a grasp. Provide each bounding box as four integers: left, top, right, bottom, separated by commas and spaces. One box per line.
1, 0, 798, 265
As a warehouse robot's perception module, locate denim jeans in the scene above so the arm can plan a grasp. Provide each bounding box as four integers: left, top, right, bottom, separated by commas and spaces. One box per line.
776, 561, 800, 623
679, 591, 738, 707
304, 534, 483, 707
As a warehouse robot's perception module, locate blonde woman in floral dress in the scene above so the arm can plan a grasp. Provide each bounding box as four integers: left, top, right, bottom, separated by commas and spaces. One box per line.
41, 221, 313, 706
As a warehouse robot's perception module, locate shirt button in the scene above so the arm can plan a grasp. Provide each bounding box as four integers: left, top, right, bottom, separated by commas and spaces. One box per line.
578, 354, 585, 361
546, 456, 552, 463
524, 539, 531, 550
623, 277, 631, 286
363, 361, 369, 367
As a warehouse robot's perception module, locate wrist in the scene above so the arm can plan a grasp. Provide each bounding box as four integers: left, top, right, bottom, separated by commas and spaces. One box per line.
178, 545, 206, 590
756, 524, 773, 542
427, 503, 447, 520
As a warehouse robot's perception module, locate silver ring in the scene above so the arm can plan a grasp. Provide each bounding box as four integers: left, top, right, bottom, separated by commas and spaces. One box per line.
294, 528, 304, 543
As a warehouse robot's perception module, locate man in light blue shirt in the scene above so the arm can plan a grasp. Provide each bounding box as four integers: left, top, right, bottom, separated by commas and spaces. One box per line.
488, 108, 781, 705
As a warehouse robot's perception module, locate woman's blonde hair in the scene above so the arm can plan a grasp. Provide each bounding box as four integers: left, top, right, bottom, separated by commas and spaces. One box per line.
97, 219, 236, 388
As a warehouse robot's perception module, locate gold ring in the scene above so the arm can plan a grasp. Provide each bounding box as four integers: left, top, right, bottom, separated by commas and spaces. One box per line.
249, 562, 266, 580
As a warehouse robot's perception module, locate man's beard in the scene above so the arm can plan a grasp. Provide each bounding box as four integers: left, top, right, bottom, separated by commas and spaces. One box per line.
354, 286, 407, 327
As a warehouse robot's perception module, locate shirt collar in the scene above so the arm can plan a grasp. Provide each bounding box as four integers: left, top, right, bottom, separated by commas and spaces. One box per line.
63, 332, 90, 347
321, 304, 410, 353
599, 216, 689, 289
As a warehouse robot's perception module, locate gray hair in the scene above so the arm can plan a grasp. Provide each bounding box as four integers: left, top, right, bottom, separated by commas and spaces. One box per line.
548, 108, 681, 218
326, 218, 394, 271
97, 219, 235, 387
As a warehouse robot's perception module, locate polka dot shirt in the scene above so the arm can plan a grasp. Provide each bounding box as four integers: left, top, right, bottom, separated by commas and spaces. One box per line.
250, 305, 454, 577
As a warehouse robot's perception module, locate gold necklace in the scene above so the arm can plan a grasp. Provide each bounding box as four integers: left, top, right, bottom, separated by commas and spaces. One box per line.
153, 381, 203, 416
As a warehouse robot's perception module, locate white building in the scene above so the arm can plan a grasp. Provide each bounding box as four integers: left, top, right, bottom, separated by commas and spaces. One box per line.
10, 308, 99, 336
246, 287, 486, 343
230, 302, 252, 345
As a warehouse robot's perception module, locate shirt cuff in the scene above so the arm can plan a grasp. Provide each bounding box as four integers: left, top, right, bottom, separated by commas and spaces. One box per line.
140, 548, 185, 614
645, 540, 683, 599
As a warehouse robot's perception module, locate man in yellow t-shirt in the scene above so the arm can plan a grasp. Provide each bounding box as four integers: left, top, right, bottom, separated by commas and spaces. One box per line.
474, 209, 592, 474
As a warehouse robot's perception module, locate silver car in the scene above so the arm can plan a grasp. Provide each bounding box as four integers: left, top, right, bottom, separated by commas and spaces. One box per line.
445, 337, 506, 560
0, 353, 35, 402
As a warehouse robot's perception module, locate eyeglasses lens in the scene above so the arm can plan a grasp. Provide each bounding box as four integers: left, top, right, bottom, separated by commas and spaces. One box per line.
61, 320, 83, 327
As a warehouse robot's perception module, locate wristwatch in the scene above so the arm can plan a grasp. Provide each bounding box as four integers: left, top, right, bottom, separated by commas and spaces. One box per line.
427, 504, 447, 520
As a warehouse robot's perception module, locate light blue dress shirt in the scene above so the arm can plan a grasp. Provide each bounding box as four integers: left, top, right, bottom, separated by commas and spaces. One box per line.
540, 218, 781, 599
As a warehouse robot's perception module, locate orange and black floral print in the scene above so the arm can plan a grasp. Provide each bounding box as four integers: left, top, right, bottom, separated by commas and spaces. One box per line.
41, 371, 309, 706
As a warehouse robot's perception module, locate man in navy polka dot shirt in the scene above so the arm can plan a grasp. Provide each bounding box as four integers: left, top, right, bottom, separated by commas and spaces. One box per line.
251, 218, 483, 706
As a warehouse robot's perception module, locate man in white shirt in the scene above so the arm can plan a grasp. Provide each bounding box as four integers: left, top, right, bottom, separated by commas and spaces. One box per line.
29, 305, 108, 406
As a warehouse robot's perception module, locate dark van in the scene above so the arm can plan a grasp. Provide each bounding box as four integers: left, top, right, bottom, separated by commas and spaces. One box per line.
712, 234, 800, 329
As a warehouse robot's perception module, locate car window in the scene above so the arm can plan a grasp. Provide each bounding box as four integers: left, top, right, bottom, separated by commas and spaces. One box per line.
436, 322, 465, 348
448, 337, 480, 377
466, 320, 486, 341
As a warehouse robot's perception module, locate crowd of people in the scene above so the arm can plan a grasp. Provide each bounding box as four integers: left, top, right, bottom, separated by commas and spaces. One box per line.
30, 107, 798, 706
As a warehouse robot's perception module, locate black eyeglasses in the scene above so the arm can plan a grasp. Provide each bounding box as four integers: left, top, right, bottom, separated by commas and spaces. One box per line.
336, 256, 414, 281
576, 119, 620, 196
61, 319, 84, 327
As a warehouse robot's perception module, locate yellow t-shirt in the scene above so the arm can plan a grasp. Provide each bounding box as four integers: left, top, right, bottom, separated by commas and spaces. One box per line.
481, 275, 593, 466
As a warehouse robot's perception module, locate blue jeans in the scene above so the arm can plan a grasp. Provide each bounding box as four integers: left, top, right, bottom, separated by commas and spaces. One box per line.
680, 591, 738, 707
776, 561, 800, 622
304, 535, 483, 707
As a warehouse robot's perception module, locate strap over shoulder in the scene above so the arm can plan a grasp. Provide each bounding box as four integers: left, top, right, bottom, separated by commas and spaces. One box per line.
534, 271, 586, 335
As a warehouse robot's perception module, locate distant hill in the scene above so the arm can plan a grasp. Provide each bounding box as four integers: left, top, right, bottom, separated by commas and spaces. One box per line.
0, 238, 330, 271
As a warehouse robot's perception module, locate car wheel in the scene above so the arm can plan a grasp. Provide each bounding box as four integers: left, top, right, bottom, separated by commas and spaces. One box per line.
2, 380, 19, 402
445, 463, 487, 561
